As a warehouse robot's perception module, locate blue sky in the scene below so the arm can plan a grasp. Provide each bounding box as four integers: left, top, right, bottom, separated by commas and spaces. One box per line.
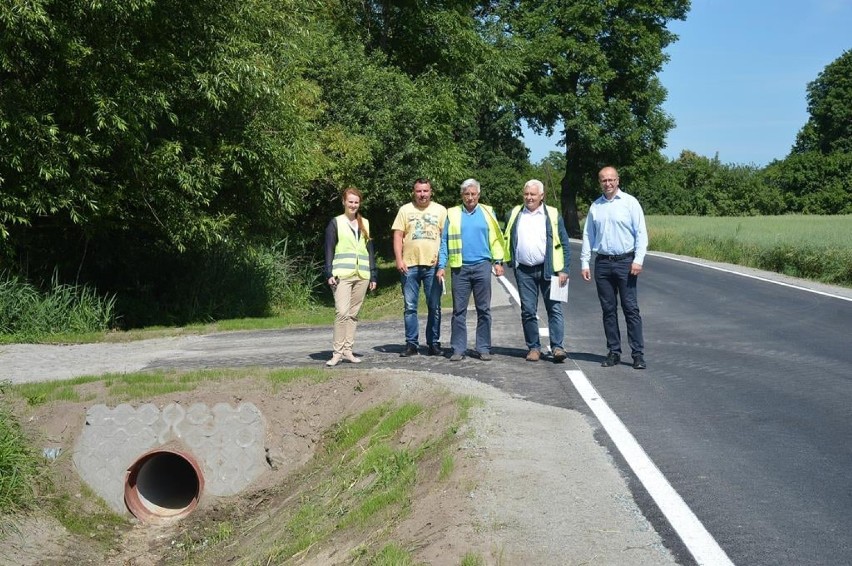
523, 0, 852, 167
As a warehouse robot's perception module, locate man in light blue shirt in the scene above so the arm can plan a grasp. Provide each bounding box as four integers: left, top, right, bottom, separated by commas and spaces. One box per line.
580, 166, 648, 369
437, 179, 506, 361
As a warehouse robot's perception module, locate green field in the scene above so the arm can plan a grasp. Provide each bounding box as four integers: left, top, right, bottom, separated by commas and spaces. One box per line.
646, 215, 852, 286
647, 215, 852, 249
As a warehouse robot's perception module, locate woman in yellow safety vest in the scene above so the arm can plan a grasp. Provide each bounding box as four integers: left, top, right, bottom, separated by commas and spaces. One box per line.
323, 187, 377, 367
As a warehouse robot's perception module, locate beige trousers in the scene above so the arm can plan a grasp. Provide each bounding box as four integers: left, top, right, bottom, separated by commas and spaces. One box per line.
332, 277, 369, 355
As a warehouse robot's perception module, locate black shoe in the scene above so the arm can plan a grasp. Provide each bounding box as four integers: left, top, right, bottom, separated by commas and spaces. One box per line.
632, 355, 647, 370
601, 352, 620, 367
400, 345, 419, 357
428, 344, 442, 356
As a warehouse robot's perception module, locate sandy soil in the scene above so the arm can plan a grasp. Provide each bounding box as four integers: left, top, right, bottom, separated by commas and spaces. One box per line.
1, 367, 678, 566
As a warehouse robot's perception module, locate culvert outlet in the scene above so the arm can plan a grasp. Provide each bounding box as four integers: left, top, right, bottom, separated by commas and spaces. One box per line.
124, 449, 204, 522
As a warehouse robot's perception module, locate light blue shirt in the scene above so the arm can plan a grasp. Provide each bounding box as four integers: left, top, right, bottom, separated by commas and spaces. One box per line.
438, 205, 492, 268
580, 190, 648, 269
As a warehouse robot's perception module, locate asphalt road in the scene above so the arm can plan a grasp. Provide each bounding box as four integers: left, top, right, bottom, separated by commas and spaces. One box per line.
3, 244, 851, 566
555, 243, 852, 566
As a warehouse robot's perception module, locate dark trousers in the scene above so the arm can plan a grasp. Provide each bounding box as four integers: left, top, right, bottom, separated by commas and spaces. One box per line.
594, 256, 644, 357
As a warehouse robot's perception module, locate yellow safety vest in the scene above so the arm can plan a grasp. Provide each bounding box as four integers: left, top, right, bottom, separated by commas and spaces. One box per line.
504, 205, 564, 272
445, 204, 506, 268
331, 215, 371, 279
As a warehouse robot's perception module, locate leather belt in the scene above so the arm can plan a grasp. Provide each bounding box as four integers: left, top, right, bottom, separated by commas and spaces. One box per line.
596, 251, 635, 261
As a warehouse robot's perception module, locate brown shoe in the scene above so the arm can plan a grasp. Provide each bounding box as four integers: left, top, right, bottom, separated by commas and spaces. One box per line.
552, 348, 567, 363
525, 349, 541, 362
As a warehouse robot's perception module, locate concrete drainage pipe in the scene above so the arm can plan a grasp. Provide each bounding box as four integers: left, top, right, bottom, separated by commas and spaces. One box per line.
124, 449, 204, 522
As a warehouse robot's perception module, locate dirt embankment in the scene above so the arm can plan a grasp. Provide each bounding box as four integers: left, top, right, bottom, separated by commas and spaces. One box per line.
2, 365, 677, 566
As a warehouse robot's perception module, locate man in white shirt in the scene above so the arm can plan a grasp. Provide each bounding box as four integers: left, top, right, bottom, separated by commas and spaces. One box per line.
504, 180, 571, 362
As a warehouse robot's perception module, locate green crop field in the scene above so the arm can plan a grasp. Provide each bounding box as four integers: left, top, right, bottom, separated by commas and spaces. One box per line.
644, 215, 852, 287
647, 215, 852, 250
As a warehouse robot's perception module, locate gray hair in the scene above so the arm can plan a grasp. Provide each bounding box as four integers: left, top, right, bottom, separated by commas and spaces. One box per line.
460, 178, 481, 194
523, 179, 544, 194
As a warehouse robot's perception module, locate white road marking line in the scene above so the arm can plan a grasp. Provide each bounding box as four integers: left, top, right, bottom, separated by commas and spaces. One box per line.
496, 274, 520, 305
650, 252, 852, 302
566, 370, 735, 566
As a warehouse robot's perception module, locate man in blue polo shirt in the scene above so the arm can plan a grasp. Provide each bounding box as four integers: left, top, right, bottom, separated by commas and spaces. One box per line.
437, 179, 506, 361
581, 166, 648, 370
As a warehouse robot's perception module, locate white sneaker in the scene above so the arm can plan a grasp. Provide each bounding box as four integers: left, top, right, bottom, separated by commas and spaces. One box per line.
342, 352, 362, 363
326, 353, 342, 367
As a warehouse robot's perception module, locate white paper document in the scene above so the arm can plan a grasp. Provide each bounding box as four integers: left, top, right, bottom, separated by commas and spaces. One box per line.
549, 276, 569, 302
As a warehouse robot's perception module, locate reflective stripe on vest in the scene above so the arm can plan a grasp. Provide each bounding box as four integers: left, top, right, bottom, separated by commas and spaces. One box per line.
445, 204, 505, 268
332, 215, 371, 279
504, 205, 564, 272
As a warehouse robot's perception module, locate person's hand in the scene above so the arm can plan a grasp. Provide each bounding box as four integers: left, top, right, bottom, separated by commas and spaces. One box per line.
328, 276, 338, 287
396, 259, 408, 275
369, 281, 377, 291
581, 268, 591, 282
630, 263, 643, 276
436, 268, 445, 283
558, 272, 568, 286
493, 264, 504, 277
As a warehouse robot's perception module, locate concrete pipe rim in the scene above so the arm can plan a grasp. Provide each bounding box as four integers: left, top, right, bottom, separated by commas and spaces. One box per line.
124, 448, 204, 523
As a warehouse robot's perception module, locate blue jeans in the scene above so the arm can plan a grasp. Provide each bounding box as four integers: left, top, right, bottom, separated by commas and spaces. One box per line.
594, 256, 644, 356
514, 263, 564, 351
401, 265, 442, 347
450, 261, 492, 355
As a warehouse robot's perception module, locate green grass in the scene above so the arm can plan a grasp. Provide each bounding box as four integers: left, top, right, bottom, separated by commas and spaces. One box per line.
370, 542, 416, 565
52, 484, 128, 549
460, 553, 486, 566
9, 367, 340, 408
0, 272, 116, 343
0, 401, 41, 523
647, 214, 852, 287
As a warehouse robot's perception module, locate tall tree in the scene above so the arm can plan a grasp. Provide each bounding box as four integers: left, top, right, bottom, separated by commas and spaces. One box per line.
503, 0, 689, 235
792, 49, 852, 155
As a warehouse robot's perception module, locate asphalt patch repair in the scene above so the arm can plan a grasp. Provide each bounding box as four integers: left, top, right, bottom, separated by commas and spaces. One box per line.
1, 367, 678, 566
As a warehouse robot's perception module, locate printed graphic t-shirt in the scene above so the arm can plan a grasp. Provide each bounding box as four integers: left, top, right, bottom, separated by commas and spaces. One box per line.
391, 201, 448, 267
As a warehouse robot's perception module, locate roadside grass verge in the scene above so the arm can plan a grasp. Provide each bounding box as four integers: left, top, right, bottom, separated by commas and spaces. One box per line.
9, 367, 332, 407
171, 387, 481, 565
647, 214, 852, 287
0, 397, 41, 527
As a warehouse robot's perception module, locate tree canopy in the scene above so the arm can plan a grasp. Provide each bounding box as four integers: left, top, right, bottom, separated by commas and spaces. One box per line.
503, 0, 690, 235
4, 0, 847, 327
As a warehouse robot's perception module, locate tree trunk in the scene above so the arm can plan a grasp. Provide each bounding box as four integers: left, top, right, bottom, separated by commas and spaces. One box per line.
560, 146, 583, 238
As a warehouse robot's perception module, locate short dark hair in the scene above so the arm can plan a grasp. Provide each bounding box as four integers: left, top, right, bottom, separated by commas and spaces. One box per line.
413, 177, 431, 187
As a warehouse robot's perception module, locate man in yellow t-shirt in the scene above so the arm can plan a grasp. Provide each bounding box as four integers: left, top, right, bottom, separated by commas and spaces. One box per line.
392, 178, 448, 357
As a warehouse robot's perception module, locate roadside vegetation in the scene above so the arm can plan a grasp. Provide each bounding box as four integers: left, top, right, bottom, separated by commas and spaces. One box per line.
0, 272, 116, 343
0, 396, 41, 524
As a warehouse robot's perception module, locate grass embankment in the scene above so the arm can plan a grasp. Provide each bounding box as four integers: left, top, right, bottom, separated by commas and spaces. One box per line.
647, 214, 852, 287
0, 400, 41, 521
1, 368, 486, 564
